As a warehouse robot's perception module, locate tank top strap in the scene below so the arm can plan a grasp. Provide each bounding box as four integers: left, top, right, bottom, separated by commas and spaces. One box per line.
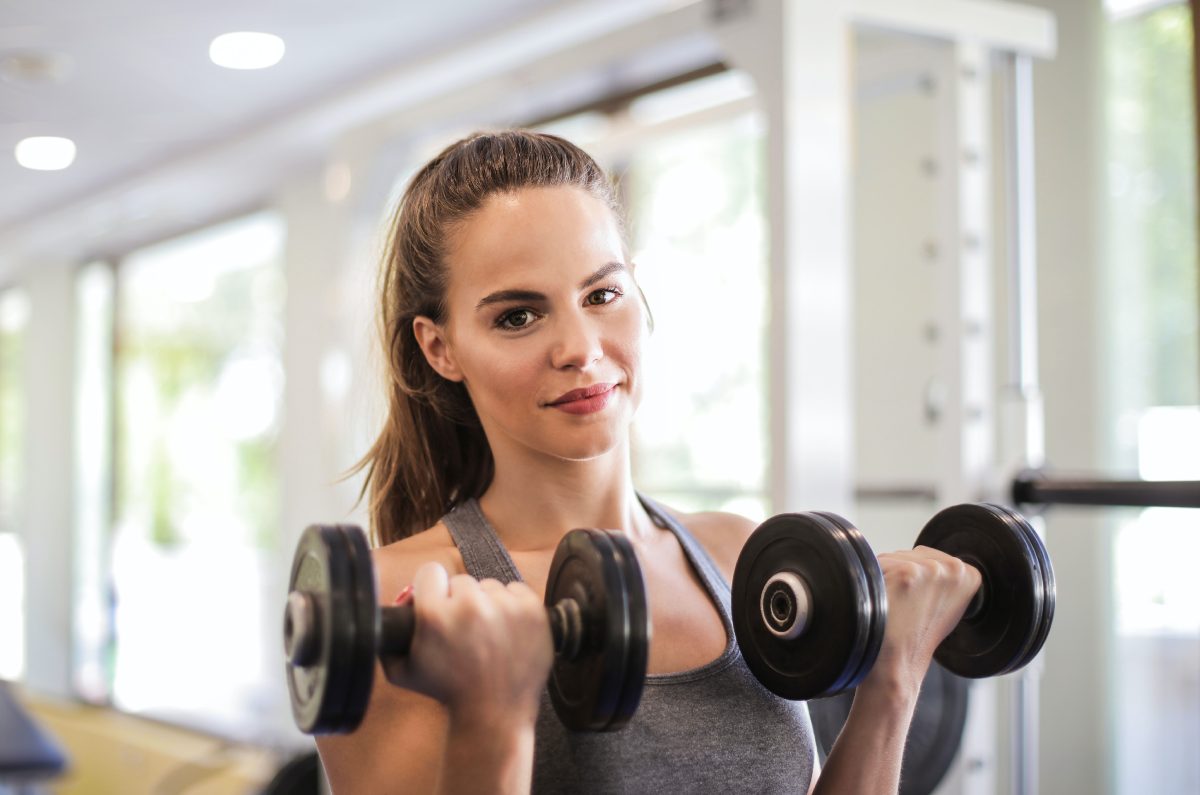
441, 499, 523, 584
636, 493, 733, 600
442, 494, 736, 616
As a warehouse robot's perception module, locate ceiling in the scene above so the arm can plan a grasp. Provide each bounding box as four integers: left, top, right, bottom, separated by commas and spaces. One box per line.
0, 0, 582, 250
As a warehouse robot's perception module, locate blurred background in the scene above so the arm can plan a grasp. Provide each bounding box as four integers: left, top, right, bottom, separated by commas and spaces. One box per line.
0, 0, 1196, 793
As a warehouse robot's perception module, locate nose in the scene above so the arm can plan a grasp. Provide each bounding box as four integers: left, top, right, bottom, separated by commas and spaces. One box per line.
549, 309, 603, 371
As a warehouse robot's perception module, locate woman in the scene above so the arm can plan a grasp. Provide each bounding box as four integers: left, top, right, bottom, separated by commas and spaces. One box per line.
315, 131, 980, 794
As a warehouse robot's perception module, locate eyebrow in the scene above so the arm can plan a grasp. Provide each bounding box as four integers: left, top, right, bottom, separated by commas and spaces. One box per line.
474, 261, 627, 311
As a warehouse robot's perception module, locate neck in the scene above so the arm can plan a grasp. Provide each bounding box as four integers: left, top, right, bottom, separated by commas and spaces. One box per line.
478, 441, 655, 550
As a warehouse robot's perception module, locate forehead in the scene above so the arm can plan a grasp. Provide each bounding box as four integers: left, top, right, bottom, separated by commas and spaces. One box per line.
444, 186, 624, 294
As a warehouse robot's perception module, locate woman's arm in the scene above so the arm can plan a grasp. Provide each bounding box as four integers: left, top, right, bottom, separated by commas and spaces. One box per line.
316, 683, 537, 795
683, 509, 979, 795
813, 548, 981, 795
314, 541, 552, 794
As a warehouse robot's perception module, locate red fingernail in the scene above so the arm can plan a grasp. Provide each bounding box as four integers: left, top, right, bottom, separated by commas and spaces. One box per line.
394, 585, 414, 605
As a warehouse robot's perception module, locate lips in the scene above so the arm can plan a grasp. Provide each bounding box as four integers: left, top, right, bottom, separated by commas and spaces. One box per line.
548, 383, 615, 406
545, 382, 620, 416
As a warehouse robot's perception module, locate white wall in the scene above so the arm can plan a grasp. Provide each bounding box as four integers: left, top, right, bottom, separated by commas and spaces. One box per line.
19, 259, 77, 697
1026, 1, 1113, 793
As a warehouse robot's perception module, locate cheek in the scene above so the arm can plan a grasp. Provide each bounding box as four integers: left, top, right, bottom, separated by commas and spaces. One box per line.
460, 339, 542, 405
612, 305, 647, 386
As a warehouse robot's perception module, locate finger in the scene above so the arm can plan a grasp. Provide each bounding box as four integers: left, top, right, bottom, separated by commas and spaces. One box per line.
909, 545, 965, 564
412, 562, 451, 608
879, 548, 949, 564
478, 577, 505, 590
505, 580, 541, 603
448, 572, 481, 598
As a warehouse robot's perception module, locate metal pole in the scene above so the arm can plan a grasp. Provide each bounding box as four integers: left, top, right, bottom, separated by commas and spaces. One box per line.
1003, 50, 1041, 795
1012, 472, 1200, 508
1008, 54, 1040, 402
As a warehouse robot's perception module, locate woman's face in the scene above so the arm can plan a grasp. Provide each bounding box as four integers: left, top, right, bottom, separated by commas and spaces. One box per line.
415, 185, 647, 464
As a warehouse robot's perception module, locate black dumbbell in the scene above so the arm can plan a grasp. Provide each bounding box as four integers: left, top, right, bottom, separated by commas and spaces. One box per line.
284, 524, 650, 734
731, 503, 1055, 700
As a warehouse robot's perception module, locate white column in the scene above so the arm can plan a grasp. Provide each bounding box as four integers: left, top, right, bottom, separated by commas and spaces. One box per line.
709, 0, 855, 515
1023, 2, 1111, 794
271, 165, 359, 744
932, 42, 995, 507
19, 260, 76, 697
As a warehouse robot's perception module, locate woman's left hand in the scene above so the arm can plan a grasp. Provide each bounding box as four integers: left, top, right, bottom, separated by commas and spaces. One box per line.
810, 546, 982, 794
864, 547, 983, 697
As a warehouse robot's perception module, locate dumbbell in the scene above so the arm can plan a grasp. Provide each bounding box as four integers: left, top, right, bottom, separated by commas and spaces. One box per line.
284, 523, 650, 734
731, 503, 1055, 700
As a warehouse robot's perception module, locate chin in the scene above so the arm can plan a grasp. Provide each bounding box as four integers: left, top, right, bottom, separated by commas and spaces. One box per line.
543, 425, 626, 462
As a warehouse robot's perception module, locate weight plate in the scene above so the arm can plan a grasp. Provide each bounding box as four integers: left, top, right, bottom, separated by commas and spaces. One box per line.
973, 504, 1051, 675
546, 529, 646, 731
916, 504, 1045, 678
733, 513, 877, 700
603, 530, 650, 731
985, 504, 1056, 671
812, 512, 887, 692
809, 661, 969, 795
339, 524, 379, 731
286, 524, 379, 734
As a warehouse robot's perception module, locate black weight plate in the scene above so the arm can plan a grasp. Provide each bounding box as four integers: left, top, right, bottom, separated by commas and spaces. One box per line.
971, 504, 1051, 675
1025, 516, 1056, 668
916, 504, 1044, 678
812, 512, 887, 692
809, 661, 969, 795
602, 530, 650, 731
733, 513, 875, 700
986, 504, 1056, 671
286, 525, 345, 733
547, 529, 640, 731
338, 524, 380, 730
286, 524, 378, 734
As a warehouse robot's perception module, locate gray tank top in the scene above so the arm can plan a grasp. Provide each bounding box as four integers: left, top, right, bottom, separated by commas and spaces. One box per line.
441, 496, 816, 794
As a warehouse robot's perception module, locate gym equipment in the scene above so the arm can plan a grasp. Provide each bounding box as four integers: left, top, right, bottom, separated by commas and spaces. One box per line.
916, 503, 1055, 678
284, 524, 649, 734
732, 503, 1054, 701
1012, 469, 1200, 509
808, 661, 970, 795
0, 680, 68, 786
730, 512, 886, 700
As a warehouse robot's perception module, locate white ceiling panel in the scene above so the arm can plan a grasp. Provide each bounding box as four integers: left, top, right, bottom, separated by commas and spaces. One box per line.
0, 0, 568, 234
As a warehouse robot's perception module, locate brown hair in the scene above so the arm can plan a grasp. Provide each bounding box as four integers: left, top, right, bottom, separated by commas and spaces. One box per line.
356, 130, 623, 546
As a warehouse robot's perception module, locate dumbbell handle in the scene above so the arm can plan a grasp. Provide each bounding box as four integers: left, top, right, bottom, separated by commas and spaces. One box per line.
379, 598, 585, 659
285, 590, 586, 666
761, 554, 985, 641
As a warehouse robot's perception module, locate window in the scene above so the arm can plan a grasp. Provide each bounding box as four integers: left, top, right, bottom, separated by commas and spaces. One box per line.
1104, 2, 1200, 792
625, 111, 769, 518
0, 288, 29, 680
109, 213, 286, 737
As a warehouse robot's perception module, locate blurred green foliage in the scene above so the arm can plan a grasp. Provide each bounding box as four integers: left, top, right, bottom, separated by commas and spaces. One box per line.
115, 219, 284, 550
1108, 3, 1199, 405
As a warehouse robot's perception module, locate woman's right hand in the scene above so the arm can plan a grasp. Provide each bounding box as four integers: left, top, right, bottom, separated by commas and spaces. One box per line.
380, 562, 554, 725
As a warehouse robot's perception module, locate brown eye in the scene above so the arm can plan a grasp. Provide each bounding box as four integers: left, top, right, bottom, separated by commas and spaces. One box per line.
586, 288, 619, 306
500, 309, 533, 329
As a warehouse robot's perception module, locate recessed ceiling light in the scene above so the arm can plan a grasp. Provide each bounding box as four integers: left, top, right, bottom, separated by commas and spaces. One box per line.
14, 136, 76, 170
209, 32, 285, 70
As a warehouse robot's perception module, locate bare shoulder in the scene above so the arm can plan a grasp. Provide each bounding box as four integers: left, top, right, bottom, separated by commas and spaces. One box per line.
371, 521, 466, 602
652, 502, 761, 584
